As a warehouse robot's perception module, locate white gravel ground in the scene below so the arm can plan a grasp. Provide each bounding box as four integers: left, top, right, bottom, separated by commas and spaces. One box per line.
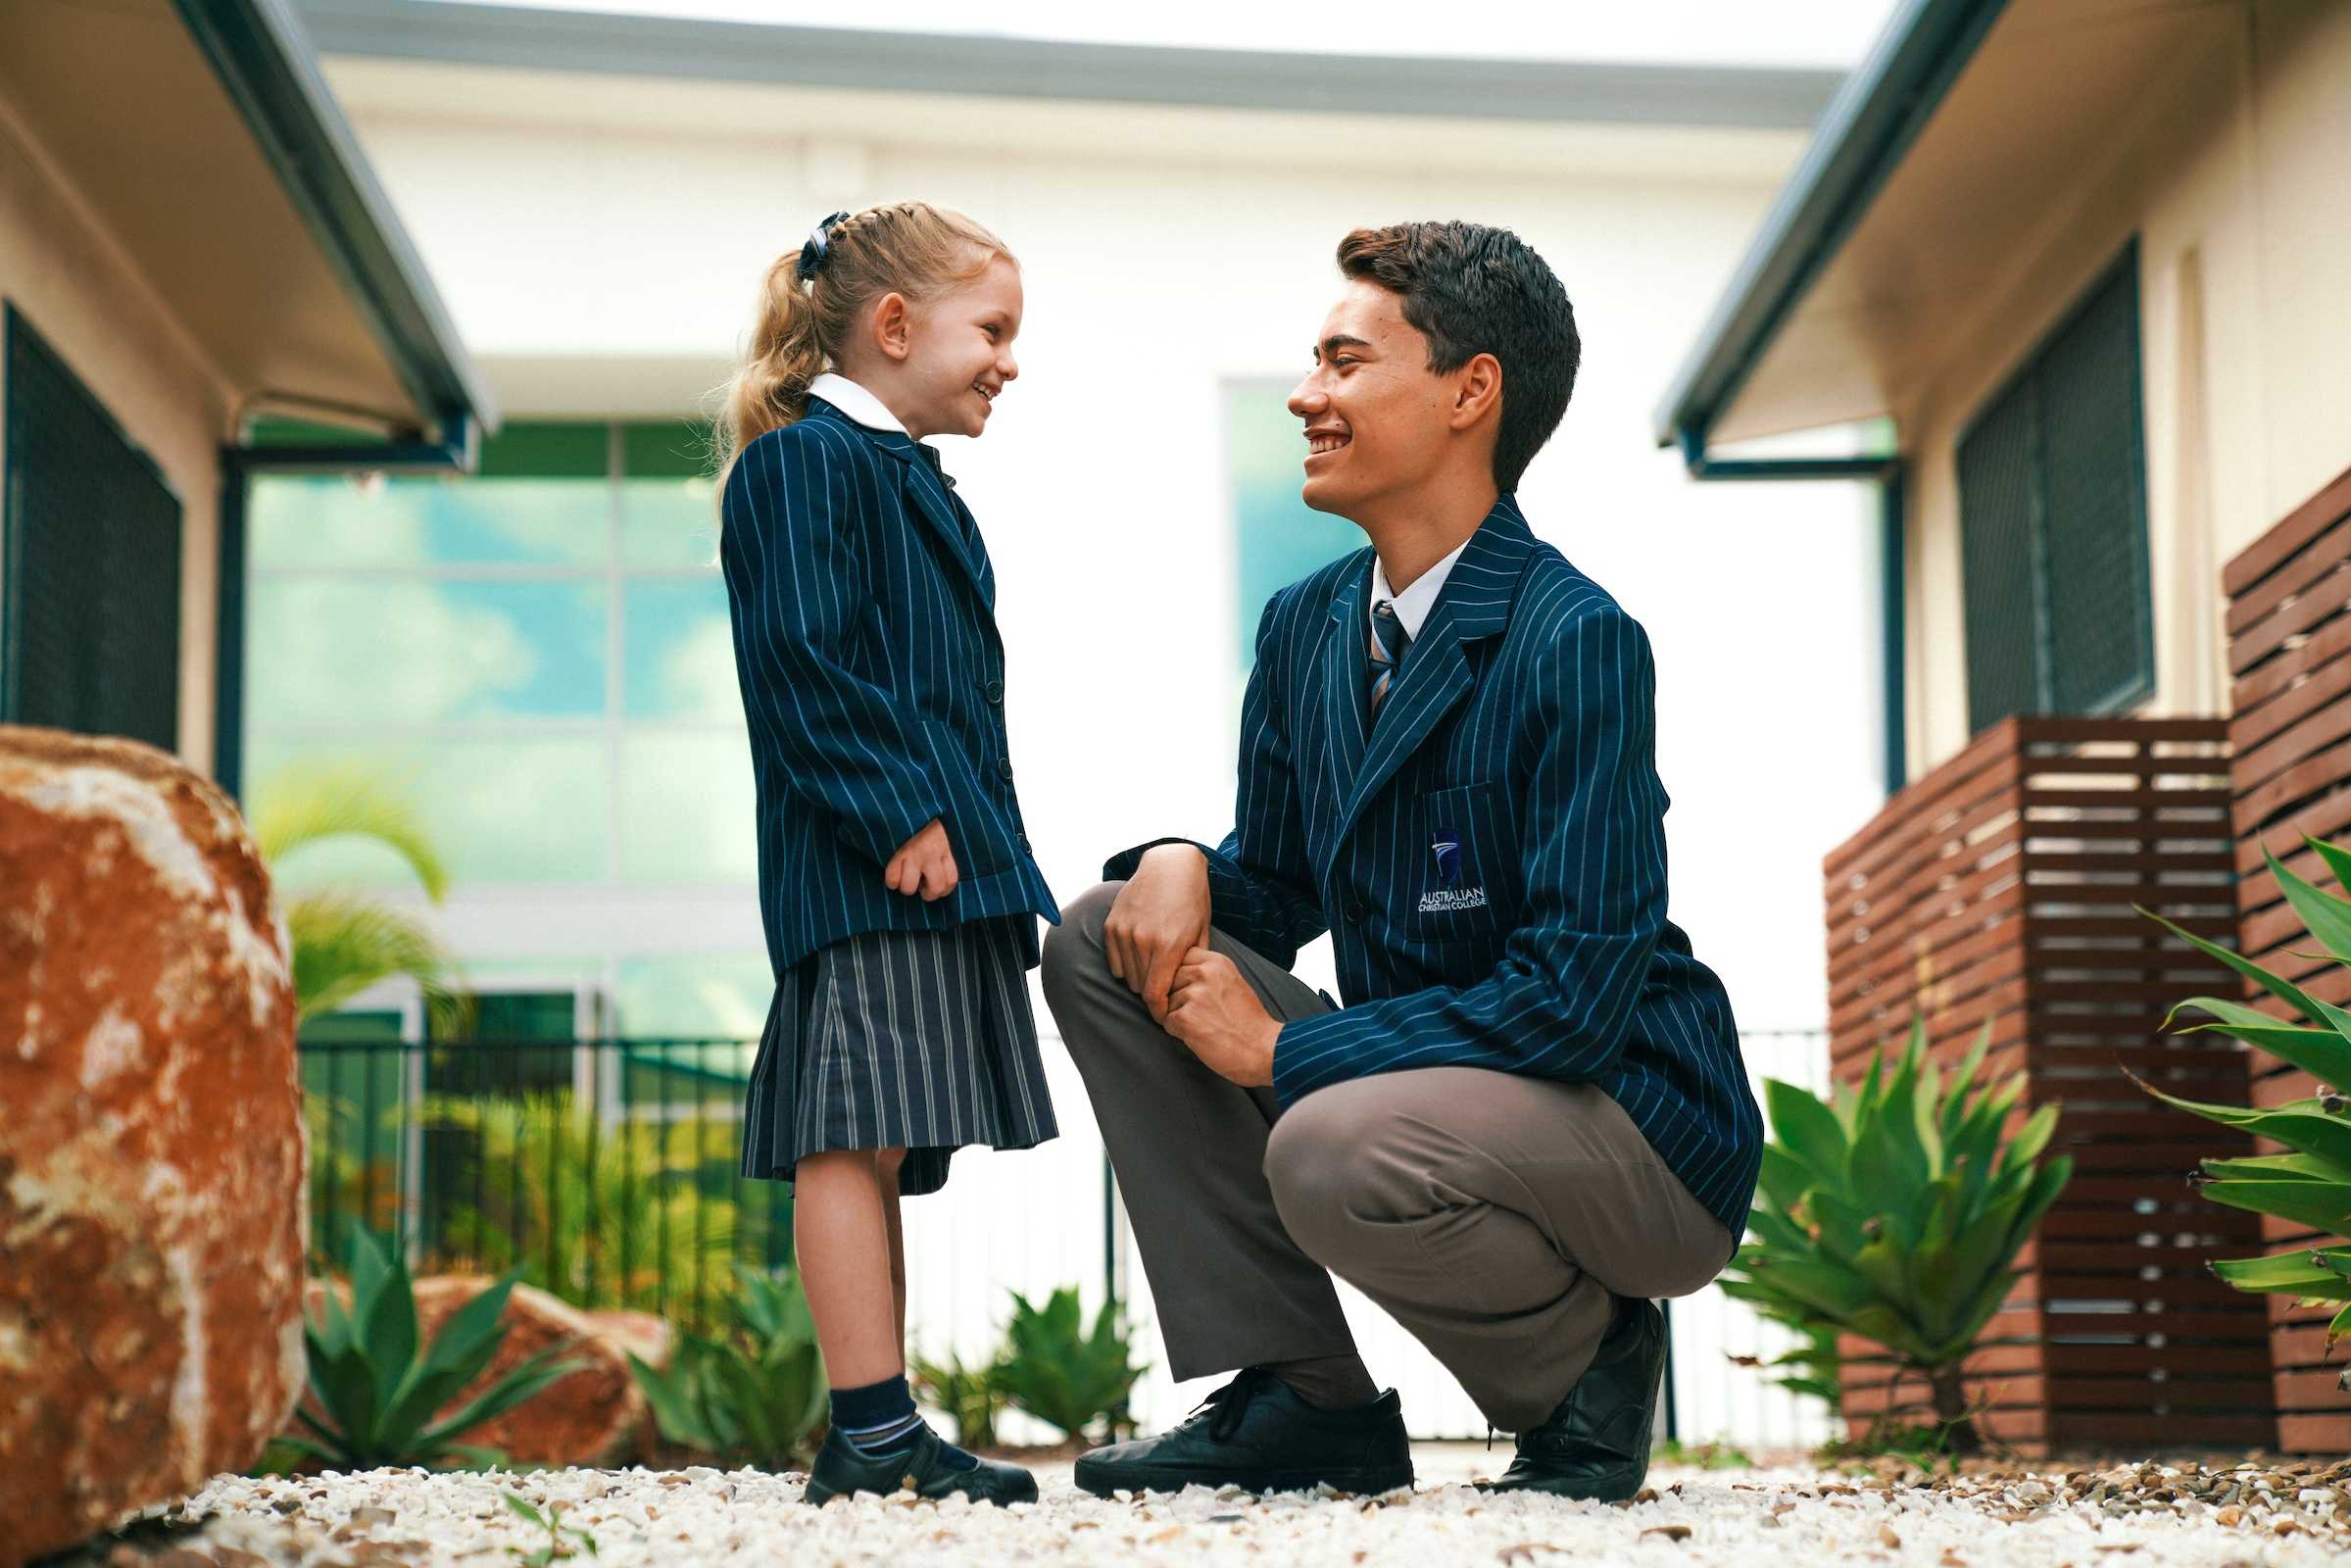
75, 1446, 2351, 1568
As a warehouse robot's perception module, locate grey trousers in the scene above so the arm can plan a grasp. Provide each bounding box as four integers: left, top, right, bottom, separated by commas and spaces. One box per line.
1040, 880, 1734, 1432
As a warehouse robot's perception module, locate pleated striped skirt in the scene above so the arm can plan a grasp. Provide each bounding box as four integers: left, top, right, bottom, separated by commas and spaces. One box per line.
739, 915, 1059, 1197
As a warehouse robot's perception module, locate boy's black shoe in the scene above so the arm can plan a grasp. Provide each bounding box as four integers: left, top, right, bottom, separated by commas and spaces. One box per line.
803, 1421, 1038, 1506
1073, 1366, 1413, 1497
1478, 1295, 1665, 1501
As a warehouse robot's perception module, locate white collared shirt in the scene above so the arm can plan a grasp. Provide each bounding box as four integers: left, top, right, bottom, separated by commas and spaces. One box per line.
1370, 536, 1472, 641
808, 371, 906, 435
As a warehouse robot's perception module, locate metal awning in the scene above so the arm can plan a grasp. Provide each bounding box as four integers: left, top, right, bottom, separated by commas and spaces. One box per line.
1654, 0, 2235, 454
0, 0, 495, 444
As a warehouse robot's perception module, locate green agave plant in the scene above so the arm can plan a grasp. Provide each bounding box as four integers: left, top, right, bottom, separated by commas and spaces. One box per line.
912, 1344, 1010, 1449
416, 1093, 743, 1333
254, 760, 474, 1039
288, 1229, 588, 1471
997, 1286, 1146, 1446
1720, 1017, 2072, 1452
627, 1263, 828, 1467
2138, 838, 2351, 1357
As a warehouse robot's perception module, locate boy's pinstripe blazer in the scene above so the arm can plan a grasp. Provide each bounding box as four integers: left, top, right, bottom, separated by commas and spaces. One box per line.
721, 396, 1060, 986
1105, 496, 1762, 1235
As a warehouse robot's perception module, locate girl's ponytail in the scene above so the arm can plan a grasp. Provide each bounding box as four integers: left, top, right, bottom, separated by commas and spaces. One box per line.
716, 251, 828, 479
714, 201, 1015, 486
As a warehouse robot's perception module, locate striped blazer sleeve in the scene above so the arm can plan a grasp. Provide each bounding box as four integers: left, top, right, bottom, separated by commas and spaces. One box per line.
722, 424, 945, 867
1103, 593, 1328, 967
1272, 600, 1667, 1102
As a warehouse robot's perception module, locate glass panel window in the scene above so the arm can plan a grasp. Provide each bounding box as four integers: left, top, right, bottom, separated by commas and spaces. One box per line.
252, 475, 610, 568
615, 954, 770, 1040
249, 576, 607, 723
1226, 381, 1359, 671
249, 736, 610, 887
623, 576, 738, 721
616, 730, 758, 883
619, 476, 722, 569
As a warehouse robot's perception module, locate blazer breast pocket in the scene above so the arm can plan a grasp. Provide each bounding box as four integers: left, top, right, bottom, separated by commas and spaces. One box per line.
920, 719, 1015, 878
1394, 779, 1511, 944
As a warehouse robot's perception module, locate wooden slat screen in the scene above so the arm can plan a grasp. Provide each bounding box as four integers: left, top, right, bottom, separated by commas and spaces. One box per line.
1824, 716, 2270, 1452
2222, 460, 2351, 1455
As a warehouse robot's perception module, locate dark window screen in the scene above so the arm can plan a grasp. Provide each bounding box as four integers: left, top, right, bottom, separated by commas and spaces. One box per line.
2, 307, 182, 752
1956, 247, 2152, 736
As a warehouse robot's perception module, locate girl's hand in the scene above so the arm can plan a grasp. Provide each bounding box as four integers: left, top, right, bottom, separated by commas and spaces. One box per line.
885, 817, 960, 902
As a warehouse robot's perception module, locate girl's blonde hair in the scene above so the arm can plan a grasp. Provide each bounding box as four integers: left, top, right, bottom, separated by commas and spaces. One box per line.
715, 200, 1015, 481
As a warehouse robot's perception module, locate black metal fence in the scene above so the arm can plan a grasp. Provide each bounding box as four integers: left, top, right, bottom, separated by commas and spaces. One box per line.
298, 1036, 784, 1335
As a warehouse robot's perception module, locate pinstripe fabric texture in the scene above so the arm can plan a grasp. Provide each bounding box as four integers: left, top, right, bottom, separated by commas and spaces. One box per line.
721, 396, 1062, 1191
1104, 496, 1762, 1235
739, 915, 1057, 1195
720, 396, 1061, 982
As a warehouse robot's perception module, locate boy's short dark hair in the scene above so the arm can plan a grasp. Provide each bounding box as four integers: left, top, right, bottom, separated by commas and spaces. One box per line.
1336, 220, 1579, 493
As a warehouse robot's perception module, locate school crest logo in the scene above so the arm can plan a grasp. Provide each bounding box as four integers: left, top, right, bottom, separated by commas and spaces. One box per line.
1419, 825, 1488, 914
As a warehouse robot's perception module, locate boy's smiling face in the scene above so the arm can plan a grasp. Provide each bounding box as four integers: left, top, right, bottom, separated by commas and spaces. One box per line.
1288, 279, 1459, 517
900, 253, 1023, 439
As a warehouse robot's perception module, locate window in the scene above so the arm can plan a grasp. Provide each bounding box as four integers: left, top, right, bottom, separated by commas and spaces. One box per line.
1227, 381, 1359, 675
1, 307, 182, 751
1958, 244, 2152, 734
244, 419, 753, 889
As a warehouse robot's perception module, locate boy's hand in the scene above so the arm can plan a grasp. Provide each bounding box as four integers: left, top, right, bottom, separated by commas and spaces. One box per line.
885, 817, 960, 902
1165, 947, 1280, 1088
1104, 844, 1212, 1024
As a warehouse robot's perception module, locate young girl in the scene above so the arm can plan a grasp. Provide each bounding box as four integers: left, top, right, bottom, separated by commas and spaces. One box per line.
716, 202, 1062, 1505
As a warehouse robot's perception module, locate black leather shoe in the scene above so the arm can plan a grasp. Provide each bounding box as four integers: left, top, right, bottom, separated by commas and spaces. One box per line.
1074, 1366, 1413, 1497
803, 1421, 1038, 1505
1479, 1295, 1665, 1501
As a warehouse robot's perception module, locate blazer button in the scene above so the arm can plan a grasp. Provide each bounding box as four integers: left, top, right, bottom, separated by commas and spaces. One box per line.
1016, 830, 1032, 851
986, 678, 1005, 705
997, 757, 1015, 781
1346, 900, 1367, 923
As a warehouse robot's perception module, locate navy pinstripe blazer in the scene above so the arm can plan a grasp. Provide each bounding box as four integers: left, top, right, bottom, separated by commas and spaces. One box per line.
1105, 496, 1761, 1234
721, 396, 1060, 980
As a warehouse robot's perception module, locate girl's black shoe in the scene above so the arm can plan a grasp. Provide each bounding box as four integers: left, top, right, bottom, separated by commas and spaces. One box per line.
803, 1421, 1038, 1506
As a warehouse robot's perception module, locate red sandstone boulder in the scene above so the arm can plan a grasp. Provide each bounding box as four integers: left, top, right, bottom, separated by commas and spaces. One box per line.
0, 726, 305, 1563
413, 1279, 644, 1467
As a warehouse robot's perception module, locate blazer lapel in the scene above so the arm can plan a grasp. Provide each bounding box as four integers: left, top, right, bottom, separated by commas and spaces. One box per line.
1324, 498, 1537, 865
1314, 552, 1376, 809
807, 398, 995, 612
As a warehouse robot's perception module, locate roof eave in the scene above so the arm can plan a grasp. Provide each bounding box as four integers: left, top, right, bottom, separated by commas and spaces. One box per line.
1650, 0, 2009, 453
293, 0, 1841, 130
174, 0, 500, 443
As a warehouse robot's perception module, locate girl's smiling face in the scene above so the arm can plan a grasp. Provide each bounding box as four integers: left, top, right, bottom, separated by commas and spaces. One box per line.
895, 254, 1023, 439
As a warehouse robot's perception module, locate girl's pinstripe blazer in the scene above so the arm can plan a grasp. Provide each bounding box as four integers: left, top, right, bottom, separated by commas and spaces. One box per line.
1106, 497, 1762, 1235
721, 396, 1060, 982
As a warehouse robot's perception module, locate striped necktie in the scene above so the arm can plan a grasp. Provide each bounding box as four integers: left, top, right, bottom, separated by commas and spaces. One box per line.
1368, 597, 1410, 721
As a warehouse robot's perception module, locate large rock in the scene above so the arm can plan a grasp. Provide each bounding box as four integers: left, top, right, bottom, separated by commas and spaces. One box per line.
296, 1276, 648, 1468
0, 726, 304, 1563
414, 1279, 645, 1467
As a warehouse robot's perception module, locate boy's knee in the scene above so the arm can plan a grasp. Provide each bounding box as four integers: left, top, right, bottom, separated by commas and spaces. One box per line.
1263, 1094, 1377, 1258
1264, 1084, 1435, 1264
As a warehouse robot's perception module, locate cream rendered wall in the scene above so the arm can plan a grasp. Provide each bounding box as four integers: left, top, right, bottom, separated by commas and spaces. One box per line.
0, 92, 229, 773
1899, 0, 2351, 778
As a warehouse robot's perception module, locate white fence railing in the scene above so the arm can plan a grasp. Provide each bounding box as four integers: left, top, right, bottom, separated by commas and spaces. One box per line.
900, 993, 1836, 1451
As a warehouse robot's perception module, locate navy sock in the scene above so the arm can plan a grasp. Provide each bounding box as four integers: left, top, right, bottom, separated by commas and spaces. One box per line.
830, 1375, 977, 1471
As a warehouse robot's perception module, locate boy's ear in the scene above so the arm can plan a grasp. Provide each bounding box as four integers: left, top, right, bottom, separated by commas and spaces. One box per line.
1447, 352, 1503, 431
871, 291, 912, 362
